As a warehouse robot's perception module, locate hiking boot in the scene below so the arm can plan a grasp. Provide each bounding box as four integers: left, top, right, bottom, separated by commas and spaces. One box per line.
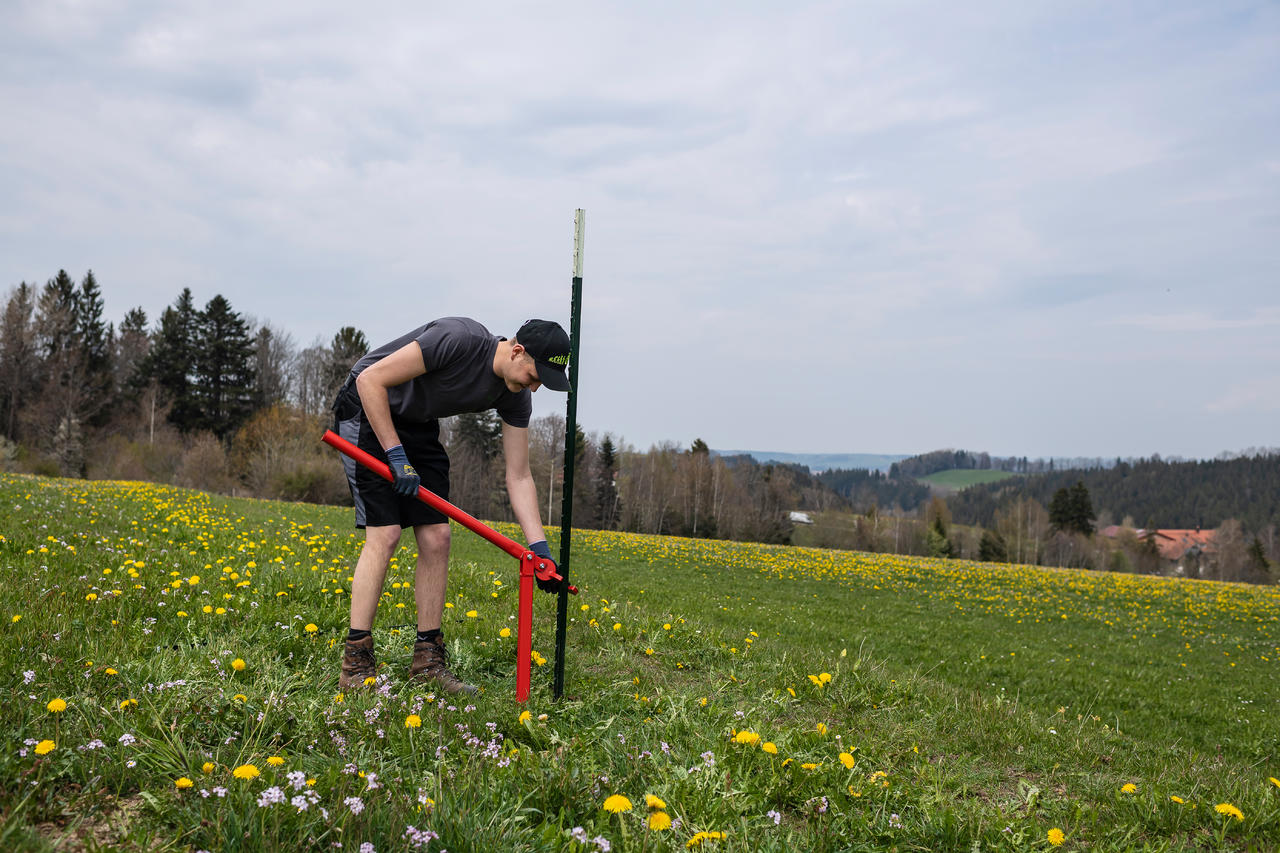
338, 634, 377, 690
409, 637, 478, 695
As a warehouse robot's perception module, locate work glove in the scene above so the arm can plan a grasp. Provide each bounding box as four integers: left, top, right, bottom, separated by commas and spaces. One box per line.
530, 540, 563, 594
384, 445, 420, 496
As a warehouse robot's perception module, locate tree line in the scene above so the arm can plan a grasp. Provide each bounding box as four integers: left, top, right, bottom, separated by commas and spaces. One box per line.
0, 271, 841, 547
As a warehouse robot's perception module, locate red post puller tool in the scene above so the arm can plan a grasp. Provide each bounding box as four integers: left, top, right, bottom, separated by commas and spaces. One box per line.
322, 429, 577, 702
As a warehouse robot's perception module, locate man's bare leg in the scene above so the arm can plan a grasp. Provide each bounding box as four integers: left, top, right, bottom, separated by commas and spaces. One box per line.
349, 524, 404, 630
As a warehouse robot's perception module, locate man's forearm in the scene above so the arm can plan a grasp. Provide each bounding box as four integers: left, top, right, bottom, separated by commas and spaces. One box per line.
507, 472, 546, 546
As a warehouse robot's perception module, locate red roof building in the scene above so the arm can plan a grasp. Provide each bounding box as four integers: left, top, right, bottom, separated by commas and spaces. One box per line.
1139, 529, 1216, 561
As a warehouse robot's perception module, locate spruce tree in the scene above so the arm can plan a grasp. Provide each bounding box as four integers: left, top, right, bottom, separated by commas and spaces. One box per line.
144, 289, 200, 432
194, 294, 256, 440
1247, 537, 1270, 575
927, 515, 954, 558
1048, 486, 1073, 532
76, 270, 113, 425
36, 271, 88, 471
978, 529, 1008, 562
115, 307, 150, 400
1067, 481, 1096, 535
327, 326, 369, 396
0, 283, 38, 440
595, 435, 620, 529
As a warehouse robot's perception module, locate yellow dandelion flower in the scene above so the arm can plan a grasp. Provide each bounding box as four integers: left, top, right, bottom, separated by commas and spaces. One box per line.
687, 830, 725, 847
46, 698, 67, 713
1214, 803, 1243, 821
1270, 777, 1280, 790
499, 628, 511, 638
175, 777, 193, 789
807, 674, 822, 686
405, 714, 422, 728
762, 741, 778, 754
304, 623, 318, 634
733, 731, 760, 746
229, 658, 245, 672
1047, 827, 1065, 846
34, 740, 55, 755
232, 764, 259, 780
518, 711, 531, 724
801, 762, 820, 771
612, 622, 621, 631
1170, 795, 1185, 804
1120, 783, 1137, 794
648, 811, 672, 830
202, 762, 215, 773
819, 672, 831, 684
839, 752, 856, 769
603, 794, 633, 813
645, 794, 667, 810
815, 722, 827, 735
232, 693, 247, 702
465, 610, 478, 618
531, 651, 547, 666
267, 756, 284, 766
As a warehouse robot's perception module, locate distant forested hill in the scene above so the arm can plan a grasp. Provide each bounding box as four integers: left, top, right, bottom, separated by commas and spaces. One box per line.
949, 453, 1280, 532
714, 450, 907, 473
816, 467, 933, 512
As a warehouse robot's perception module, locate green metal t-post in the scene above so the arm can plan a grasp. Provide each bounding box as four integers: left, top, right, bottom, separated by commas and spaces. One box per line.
554, 209, 585, 700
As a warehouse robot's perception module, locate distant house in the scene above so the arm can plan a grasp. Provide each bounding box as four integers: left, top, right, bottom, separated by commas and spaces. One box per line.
1101, 526, 1216, 575
789, 511, 814, 525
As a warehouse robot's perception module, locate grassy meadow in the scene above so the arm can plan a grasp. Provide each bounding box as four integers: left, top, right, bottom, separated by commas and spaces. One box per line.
2, 472, 1278, 852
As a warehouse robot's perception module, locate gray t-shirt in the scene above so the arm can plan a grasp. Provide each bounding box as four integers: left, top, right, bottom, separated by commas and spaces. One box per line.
349, 317, 532, 428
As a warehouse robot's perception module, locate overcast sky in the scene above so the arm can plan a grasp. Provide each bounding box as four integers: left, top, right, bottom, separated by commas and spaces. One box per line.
3, 1, 1277, 460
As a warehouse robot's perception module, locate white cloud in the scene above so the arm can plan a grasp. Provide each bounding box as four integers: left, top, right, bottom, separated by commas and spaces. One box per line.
2, 0, 1277, 457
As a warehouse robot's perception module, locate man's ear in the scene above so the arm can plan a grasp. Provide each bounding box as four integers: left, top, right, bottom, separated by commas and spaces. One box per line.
509, 342, 525, 359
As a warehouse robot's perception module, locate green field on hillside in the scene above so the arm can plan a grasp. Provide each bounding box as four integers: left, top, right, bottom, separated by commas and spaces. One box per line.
920, 468, 1019, 490
2, 473, 1278, 851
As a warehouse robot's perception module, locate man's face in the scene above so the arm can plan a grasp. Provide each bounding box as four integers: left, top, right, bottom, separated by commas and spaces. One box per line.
504, 351, 542, 393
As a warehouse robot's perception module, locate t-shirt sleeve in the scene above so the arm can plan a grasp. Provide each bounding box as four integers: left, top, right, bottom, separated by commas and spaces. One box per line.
416, 321, 466, 372
496, 390, 533, 429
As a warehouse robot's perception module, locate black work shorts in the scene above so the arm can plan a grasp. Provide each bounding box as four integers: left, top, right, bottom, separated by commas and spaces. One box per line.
334, 387, 450, 529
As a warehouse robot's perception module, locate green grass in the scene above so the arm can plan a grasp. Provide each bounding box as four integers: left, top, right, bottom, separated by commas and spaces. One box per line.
919, 469, 1019, 490
2, 472, 1278, 851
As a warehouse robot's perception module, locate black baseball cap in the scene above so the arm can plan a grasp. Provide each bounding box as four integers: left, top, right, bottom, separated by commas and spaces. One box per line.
516, 319, 571, 392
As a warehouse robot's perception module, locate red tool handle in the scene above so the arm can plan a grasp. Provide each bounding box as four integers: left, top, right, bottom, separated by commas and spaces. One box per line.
322, 430, 577, 594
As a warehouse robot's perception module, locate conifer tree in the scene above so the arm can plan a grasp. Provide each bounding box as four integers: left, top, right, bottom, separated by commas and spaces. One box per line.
0, 283, 38, 440
115, 307, 150, 398
327, 326, 369, 396
76, 270, 113, 425
144, 288, 200, 432
595, 434, 620, 529
1067, 480, 1096, 535
978, 528, 1008, 562
193, 294, 256, 439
